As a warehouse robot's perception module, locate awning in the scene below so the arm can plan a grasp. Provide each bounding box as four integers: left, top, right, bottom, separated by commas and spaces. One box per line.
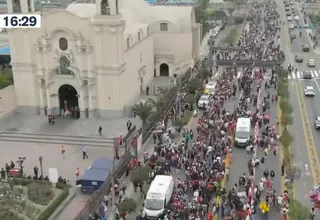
0, 46, 10, 55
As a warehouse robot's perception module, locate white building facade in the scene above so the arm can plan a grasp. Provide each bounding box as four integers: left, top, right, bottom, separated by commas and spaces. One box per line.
7, 0, 200, 118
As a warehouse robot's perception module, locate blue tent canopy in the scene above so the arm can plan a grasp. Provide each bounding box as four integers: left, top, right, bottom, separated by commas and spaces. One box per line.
0, 46, 10, 55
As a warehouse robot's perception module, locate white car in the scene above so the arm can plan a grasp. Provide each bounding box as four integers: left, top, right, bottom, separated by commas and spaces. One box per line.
304, 86, 315, 96
287, 16, 293, 21
197, 94, 210, 109
304, 24, 309, 28
294, 15, 299, 21
289, 24, 295, 29
308, 59, 316, 67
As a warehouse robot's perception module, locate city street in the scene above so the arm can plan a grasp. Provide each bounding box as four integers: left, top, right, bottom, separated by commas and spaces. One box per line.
278, 0, 318, 207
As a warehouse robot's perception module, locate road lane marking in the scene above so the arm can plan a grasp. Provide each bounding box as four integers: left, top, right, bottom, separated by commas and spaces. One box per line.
297, 72, 301, 78
314, 71, 319, 77
291, 72, 296, 79
296, 81, 320, 185
314, 79, 320, 93
311, 71, 315, 78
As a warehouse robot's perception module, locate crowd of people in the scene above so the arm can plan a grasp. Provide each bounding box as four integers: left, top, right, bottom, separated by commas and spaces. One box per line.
132, 0, 291, 220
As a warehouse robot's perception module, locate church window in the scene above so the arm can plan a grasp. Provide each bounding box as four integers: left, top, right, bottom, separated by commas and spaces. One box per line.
127, 37, 131, 48
59, 38, 68, 51
101, 0, 110, 15
160, 23, 168, 32
13, 0, 21, 13
115, 0, 119, 14
138, 32, 141, 41
59, 56, 73, 75
147, 27, 150, 36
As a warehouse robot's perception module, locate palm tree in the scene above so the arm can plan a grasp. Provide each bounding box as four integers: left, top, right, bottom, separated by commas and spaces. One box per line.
156, 86, 170, 97
133, 102, 154, 127
148, 97, 165, 111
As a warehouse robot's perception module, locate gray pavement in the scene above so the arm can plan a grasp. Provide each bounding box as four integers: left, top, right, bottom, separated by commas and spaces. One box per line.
277, 0, 316, 208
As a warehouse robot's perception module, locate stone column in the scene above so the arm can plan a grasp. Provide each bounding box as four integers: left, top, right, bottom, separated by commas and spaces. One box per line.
79, 87, 86, 118
88, 84, 95, 118
45, 87, 51, 115
39, 83, 45, 115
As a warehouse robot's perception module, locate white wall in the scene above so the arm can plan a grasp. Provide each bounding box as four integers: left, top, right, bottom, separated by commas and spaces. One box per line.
0, 85, 17, 119
123, 35, 154, 106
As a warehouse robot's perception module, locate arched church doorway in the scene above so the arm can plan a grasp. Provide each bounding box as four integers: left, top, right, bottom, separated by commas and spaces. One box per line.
58, 84, 80, 118
159, 63, 169, 77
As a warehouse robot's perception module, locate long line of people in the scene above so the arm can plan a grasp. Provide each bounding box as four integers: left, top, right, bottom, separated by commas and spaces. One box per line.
133, 1, 290, 220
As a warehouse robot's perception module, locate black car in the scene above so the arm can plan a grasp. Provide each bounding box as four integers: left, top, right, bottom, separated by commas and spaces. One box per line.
295, 55, 303, 62
285, 8, 290, 11
303, 71, 312, 79
302, 45, 310, 52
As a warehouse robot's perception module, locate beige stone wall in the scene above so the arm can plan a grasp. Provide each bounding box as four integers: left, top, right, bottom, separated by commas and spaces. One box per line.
0, 85, 17, 119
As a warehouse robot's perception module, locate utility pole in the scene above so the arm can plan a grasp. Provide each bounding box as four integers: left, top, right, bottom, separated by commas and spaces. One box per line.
112, 138, 118, 216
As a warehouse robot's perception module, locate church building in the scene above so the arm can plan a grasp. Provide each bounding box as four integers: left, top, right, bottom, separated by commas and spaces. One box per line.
7, 0, 200, 118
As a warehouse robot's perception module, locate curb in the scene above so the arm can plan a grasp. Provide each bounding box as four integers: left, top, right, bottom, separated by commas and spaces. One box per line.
48, 189, 76, 220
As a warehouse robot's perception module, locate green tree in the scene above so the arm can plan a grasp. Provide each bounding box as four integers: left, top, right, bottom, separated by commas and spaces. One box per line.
156, 86, 170, 96
277, 82, 290, 99
277, 68, 289, 80
118, 198, 137, 220
133, 102, 153, 127
0, 70, 13, 89
226, 28, 238, 45
281, 114, 294, 127
187, 78, 202, 94
280, 129, 293, 148
279, 98, 293, 115
288, 199, 309, 220
185, 94, 196, 107
148, 97, 164, 110
130, 166, 151, 185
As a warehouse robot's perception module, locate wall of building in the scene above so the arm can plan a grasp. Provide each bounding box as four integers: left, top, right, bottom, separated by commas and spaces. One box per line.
123, 34, 154, 106
0, 85, 17, 119
153, 32, 192, 76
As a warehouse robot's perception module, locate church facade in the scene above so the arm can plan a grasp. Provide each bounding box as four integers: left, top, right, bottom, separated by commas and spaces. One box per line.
7, 0, 200, 118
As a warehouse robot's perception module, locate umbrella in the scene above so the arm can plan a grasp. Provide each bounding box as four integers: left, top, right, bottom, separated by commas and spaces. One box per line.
156, 157, 166, 164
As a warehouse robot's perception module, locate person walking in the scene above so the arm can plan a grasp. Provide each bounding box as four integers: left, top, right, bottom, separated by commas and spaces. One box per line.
310, 207, 315, 220
98, 126, 102, 136
61, 146, 65, 158
76, 167, 80, 179
82, 146, 88, 159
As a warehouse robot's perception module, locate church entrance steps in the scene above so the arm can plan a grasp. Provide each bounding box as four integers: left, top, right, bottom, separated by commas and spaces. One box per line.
0, 131, 114, 147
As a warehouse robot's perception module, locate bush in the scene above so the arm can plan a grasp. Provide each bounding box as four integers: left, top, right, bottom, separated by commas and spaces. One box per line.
9, 178, 51, 186
35, 187, 69, 220
27, 182, 54, 205
55, 182, 68, 190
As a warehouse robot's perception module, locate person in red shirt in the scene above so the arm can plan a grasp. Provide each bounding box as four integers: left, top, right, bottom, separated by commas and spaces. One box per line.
266, 179, 271, 189
206, 212, 213, 220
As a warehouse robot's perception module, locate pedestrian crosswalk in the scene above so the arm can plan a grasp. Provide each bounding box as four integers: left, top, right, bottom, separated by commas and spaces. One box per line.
288, 70, 320, 80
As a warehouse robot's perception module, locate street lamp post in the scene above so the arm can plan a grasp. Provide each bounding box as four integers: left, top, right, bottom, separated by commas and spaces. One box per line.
38, 156, 43, 177
17, 156, 26, 176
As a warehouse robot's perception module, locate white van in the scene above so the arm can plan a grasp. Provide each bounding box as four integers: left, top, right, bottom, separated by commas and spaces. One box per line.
144, 175, 174, 219
235, 117, 251, 147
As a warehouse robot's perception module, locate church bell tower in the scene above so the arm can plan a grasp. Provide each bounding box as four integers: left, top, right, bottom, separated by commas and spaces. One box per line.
91, 0, 126, 117
7, 0, 35, 13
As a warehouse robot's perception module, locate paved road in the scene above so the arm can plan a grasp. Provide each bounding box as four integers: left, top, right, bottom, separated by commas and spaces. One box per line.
277, 0, 316, 207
